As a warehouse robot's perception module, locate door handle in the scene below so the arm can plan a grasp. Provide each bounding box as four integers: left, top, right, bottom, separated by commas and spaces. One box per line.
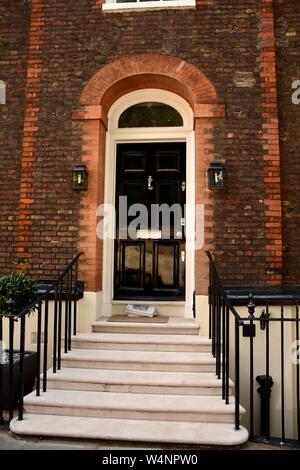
181, 251, 185, 263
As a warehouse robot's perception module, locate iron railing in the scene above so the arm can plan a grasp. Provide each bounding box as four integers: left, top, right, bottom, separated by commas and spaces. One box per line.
0, 252, 82, 424
207, 251, 300, 444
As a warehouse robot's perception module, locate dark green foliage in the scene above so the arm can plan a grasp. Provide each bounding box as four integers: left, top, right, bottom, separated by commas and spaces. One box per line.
0, 272, 37, 317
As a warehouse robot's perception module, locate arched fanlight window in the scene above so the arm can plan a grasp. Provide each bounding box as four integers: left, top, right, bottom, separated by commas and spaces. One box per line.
0, 80, 6, 105
118, 102, 184, 128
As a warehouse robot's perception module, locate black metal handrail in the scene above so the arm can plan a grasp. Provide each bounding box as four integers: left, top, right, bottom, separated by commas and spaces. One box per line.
207, 251, 300, 444
207, 251, 243, 430
0, 252, 83, 424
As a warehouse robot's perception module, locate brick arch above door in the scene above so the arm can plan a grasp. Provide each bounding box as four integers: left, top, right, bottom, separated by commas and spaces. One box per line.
75, 54, 225, 123
73, 54, 225, 295
81, 54, 218, 106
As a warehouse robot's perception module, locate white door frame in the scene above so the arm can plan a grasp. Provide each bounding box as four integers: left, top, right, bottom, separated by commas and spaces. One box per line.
102, 90, 195, 318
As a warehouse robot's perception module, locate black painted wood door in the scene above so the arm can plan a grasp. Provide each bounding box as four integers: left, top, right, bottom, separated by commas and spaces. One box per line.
114, 143, 186, 300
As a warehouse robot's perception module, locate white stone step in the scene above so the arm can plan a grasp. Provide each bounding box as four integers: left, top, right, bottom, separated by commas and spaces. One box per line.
61, 349, 216, 372
92, 317, 200, 335
71, 332, 211, 352
24, 390, 244, 423
10, 414, 249, 446
45, 368, 232, 396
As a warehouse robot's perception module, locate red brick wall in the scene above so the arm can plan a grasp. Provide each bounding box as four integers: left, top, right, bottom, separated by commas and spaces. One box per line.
274, 0, 300, 285
17, 0, 83, 277
258, 0, 283, 285
0, 1, 30, 273
1, 0, 296, 291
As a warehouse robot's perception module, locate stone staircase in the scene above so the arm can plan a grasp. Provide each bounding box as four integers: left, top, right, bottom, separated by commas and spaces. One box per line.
10, 317, 248, 446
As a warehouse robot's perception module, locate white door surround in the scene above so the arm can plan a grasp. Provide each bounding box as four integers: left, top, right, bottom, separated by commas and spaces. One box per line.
102, 89, 196, 318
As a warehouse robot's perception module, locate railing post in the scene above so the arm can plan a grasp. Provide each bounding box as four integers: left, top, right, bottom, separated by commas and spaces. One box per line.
222, 299, 226, 400
73, 260, 78, 336
256, 375, 274, 440
248, 294, 256, 439
211, 267, 215, 357
0, 315, 3, 424
64, 274, 68, 354
36, 301, 42, 397
18, 315, 26, 421
8, 316, 15, 421
43, 296, 49, 392
68, 268, 72, 351
280, 304, 285, 443
217, 289, 222, 380
216, 286, 220, 379
208, 258, 212, 339
53, 285, 58, 373
296, 302, 300, 443
235, 318, 240, 430
265, 305, 270, 441
225, 305, 230, 405
58, 279, 63, 370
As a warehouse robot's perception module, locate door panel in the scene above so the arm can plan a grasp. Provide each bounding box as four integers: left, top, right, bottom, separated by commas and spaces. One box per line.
117, 241, 145, 291
124, 180, 146, 209
156, 180, 179, 208
156, 151, 181, 172
114, 143, 186, 300
153, 242, 178, 290
122, 151, 147, 173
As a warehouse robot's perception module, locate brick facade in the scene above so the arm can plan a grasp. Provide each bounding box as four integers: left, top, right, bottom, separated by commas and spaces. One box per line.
0, 1, 299, 293
274, 0, 300, 285
0, 1, 30, 273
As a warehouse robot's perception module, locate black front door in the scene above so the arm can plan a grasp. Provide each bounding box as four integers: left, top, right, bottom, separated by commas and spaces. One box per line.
114, 143, 186, 300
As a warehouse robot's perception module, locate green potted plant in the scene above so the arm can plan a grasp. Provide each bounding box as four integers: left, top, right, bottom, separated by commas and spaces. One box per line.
0, 271, 37, 317
0, 271, 38, 408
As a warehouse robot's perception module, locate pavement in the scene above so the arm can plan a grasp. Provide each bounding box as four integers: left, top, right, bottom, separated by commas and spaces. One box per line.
0, 426, 299, 451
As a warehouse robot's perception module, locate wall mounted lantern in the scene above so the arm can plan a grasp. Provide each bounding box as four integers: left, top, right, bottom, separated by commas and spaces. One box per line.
72, 164, 88, 190
208, 160, 225, 190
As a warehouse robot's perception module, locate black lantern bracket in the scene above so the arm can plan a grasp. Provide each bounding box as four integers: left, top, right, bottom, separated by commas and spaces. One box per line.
208, 160, 225, 190
72, 164, 88, 190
